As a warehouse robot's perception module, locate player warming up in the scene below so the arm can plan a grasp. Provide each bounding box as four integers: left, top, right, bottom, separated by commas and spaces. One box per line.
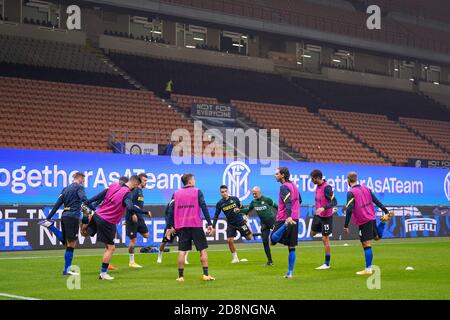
236, 186, 277, 266
157, 199, 190, 264
85, 175, 148, 280
126, 173, 152, 268
310, 169, 337, 270
270, 167, 302, 278
213, 185, 253, 263
165, 173, 215, 282
343, 172, 394, 275
38, 172, 94, 276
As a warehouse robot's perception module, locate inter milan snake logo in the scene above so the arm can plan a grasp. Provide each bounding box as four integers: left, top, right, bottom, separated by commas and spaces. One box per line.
222, 161, 251, 201
444, 172, 450, 201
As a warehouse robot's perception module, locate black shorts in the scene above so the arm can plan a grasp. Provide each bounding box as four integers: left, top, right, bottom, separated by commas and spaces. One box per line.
88, 214, 117, 245
126, 216, 149, 239
311, 215, 333, 236
359, 220, 378, 242
227, 221, 252, 239
61, 216, 79, 242
272, 220, 299, 247
162, 226, 177, 244
177, 227, 208, 251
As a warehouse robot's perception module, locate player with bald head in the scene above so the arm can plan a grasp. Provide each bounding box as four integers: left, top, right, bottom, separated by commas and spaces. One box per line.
236, 186, 277, 266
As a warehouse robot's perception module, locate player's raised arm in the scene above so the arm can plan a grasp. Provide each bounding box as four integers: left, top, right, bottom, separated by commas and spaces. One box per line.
239, 200, 255, 214
370, 190, 389, 215
77, 184, 96, 211
46, 187, 66, 219
86, 188, 108, 207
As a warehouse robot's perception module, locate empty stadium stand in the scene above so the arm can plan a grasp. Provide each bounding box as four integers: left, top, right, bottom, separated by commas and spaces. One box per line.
0, 33, 133, 89
292, 77, 450, 121
232, 100, 388, 165
320, 109, 449, 165
0, 34, 111, 73
399, 118, 450, 154
0, 63, 134, 89
0, 76, 199, 153
107, 52, 320, 108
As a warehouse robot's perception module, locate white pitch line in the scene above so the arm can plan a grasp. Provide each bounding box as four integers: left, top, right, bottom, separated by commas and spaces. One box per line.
0, 293, 41, 300
0, 239, 447, 261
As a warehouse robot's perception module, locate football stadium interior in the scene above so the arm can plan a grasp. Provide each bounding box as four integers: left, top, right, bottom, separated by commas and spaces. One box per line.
0, 0, 449, 302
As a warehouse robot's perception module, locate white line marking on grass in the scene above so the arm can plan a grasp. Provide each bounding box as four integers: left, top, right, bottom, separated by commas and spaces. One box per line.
0, 293, 41, 300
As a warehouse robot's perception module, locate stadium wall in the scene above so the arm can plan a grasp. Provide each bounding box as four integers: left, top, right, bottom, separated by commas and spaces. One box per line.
1, 149, 449, 206
0, 21, 86, 45
99, 34, 275, 72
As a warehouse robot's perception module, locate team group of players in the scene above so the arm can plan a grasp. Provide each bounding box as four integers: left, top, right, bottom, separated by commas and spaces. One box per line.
39, 167, 393, 281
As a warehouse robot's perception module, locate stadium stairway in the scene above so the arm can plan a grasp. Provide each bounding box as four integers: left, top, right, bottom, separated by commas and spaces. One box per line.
86, 44, 145, 90
161, 95, 296, 160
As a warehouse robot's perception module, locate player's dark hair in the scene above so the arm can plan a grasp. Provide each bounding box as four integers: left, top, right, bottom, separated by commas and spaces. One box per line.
220, 185, 228, 190
138, 173, 148, 179
278, 167, 291, 182
130, 175, 142, 184
347, 172, 358, 183
310, 169, 323, 179
73, 171, 85, 179
118, 176, 129, 185
181, 173, 194, 186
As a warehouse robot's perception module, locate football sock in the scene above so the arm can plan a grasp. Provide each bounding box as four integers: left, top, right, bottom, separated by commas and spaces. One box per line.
325, 253, 331, 266
364, 247, 373, 269
64, 247, 74, 273
101, 262, 109, 274
288, 248, 296, 274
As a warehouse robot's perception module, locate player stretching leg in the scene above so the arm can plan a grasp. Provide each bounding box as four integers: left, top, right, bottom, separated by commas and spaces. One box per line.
157, 199, 189, 264
85, 175, 147, 280
126, 173, 152, 268
165, 174, 215, 282
270, 167, 302, 278
213, 185, 252, 264
343, 172, 394, 275
81, 176, 129, 272
38, 172, 94, 276
236, 186, 277, 266
310, 170, 338, 270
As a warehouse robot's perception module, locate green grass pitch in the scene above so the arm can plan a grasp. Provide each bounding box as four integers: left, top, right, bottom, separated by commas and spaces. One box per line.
0, 237, 449, 300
